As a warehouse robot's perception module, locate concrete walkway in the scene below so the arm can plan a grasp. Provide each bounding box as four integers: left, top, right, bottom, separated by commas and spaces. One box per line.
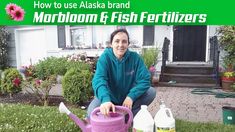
148, 87, 235, 123
48, 85, 235, 123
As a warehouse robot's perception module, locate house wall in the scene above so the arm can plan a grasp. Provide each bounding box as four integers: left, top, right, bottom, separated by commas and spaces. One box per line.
6, 26, 222, 70
6, 26, 20, 67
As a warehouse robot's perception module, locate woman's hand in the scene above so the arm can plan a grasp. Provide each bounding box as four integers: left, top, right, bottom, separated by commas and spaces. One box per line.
122, 96, 133, 109
100, 102, 115, 116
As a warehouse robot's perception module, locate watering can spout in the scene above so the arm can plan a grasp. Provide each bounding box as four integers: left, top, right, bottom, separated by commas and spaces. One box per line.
59, 102, 71, 115
59, 102, 91, 132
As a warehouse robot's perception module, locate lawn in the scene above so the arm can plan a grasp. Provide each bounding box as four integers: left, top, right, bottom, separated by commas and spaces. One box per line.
0, 103, 235, 132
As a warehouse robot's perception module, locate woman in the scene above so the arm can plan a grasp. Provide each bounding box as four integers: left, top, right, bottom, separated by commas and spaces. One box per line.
87, 28, 156, 117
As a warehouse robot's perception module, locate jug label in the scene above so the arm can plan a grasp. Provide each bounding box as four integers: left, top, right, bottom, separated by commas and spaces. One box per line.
133, 128, 152, 132
156, 127, 175, 132
133, 128, 143, 132
227, 116, 232, 120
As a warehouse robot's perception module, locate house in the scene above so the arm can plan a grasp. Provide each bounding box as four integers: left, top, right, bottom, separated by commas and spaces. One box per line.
6, 25, 222, 87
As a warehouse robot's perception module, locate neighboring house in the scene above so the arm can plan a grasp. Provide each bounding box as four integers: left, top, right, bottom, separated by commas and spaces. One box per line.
6, 25, 221, 87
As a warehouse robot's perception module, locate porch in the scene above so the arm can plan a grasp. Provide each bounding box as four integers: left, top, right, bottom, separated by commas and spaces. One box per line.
158, 36, 220, 88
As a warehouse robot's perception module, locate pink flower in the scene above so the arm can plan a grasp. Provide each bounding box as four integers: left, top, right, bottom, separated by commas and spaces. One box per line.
5, 3, 17, 15
149, 65, 156, 73
35, 79, 42, 85
11, 7, 25, 21
5, 3, 25, 21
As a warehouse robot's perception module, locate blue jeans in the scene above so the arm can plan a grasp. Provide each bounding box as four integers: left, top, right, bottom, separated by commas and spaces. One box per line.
87, 87, 156, 117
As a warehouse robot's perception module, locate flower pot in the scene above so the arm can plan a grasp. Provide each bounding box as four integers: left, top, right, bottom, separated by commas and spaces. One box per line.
151, 76, 159, 87
222, 79, 235, 91
151, 72, 159, 87
221, 77, 235, 81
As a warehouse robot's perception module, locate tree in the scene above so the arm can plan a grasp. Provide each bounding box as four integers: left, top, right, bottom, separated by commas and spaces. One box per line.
218, 26, 235, 70
0, 26, 10, 70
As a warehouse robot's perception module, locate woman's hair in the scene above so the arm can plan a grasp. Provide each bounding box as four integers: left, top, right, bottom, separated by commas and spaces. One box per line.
110, 28, 130, 45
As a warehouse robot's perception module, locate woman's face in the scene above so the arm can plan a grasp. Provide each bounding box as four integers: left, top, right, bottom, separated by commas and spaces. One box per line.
111, 32, 129, 59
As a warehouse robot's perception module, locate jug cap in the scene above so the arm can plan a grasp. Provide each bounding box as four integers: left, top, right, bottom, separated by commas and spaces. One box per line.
160, 100, 166, 108
141, 105, 148, 109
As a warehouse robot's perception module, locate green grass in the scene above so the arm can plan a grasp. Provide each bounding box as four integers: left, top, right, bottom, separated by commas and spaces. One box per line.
0, 103, 85, 132
176, 120, 235, 132
0, 103, 235, 132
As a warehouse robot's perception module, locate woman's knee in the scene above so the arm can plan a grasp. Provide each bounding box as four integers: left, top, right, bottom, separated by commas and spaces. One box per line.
147, 87, 156, 99
87, 98, 101, 117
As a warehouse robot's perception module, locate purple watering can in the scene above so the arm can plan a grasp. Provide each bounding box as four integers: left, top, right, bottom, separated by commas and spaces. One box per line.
59, 102, 133, 132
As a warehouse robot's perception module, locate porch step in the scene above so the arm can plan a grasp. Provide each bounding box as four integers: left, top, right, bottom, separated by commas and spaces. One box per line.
160, 73, 216, 84
157, 82, 218, 88
159, 64, 218, 88
164, 65, 214, 75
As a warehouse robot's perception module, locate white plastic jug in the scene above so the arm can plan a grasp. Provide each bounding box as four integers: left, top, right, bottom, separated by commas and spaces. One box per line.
154, 101, 175, 132
133, 105, 154, 132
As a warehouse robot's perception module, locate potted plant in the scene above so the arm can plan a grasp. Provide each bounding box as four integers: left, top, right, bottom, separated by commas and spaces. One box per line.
232, 83, 235, 91
141, 48, 159, 86
218, 26, 235, 90
221, 71, 235, 91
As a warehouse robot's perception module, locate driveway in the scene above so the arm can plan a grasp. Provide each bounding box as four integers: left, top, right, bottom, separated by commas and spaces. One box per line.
148, 87, 235, 123
48, 85, 235, 123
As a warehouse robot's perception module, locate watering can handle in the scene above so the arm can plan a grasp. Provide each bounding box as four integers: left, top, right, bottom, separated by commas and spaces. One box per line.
165, 108, 174, 119
91, 106, 133, 127
116, 106, 133, 128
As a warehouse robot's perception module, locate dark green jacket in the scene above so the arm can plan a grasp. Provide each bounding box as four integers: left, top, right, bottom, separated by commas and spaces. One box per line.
92, 48, 150, 104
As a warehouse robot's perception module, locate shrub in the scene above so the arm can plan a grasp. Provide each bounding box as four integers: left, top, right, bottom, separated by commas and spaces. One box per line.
34, 57, 68, 80
20, 65, 36, 78
67, 53, 98, 73
20, 64, 57, 106
1, 68, 23, 97
66, 60, 91, 71
51, 57, 68, 75
23, 75, 57, 106
62, 68, 93, 104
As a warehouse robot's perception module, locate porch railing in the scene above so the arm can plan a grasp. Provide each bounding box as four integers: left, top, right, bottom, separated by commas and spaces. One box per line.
161, 37, 170, 74
209, 36, 220, 86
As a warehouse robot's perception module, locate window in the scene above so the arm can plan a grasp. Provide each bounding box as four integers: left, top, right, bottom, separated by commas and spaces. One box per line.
143, 26, 155, 46
124, 26, 143, 48
66, 26, 144, 49
70, 26, 88, 49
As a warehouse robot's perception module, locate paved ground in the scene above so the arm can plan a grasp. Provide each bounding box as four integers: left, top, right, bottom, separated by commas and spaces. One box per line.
148, 87, 235, 123
48, 84, 235, 123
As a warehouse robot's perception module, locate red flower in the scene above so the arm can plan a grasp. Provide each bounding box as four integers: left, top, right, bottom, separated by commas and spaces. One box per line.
13, 77, 21, 87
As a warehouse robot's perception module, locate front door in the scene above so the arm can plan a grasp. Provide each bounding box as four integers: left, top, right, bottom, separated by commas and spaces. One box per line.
173, 26, 207, 61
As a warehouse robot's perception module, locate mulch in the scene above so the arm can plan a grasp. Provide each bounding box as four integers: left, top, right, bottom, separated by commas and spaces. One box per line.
0, 93, 84, 108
